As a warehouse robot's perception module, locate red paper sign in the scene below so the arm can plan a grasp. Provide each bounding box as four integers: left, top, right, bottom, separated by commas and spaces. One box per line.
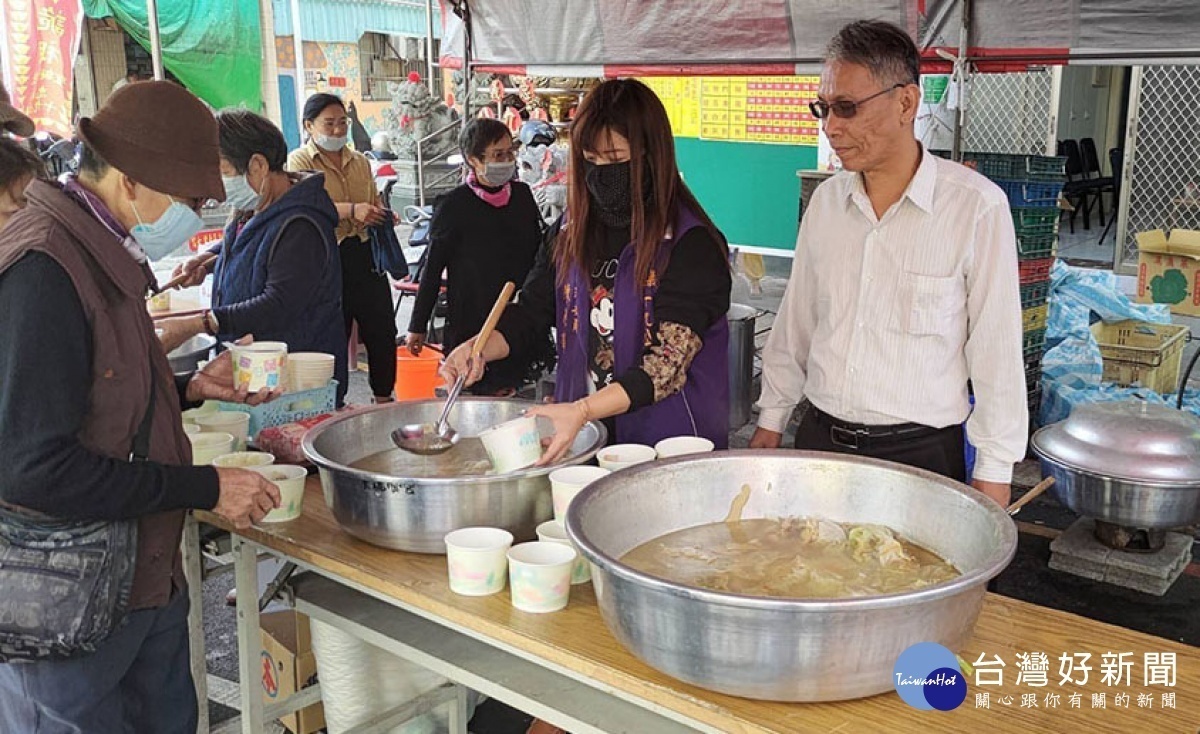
189, 228, 224, 253
0, 0, 84, 137
328, 76, 347, 88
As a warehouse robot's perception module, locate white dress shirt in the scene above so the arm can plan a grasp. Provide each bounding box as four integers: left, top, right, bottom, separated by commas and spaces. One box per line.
758, 148, 1028, 483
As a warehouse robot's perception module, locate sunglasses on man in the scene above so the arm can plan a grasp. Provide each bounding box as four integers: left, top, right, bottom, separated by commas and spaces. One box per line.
809, 83, 908, 120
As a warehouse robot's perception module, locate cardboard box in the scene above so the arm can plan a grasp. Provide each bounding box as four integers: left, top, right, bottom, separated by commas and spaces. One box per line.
1135, 229, 1200, 316
260, 610, 325, 734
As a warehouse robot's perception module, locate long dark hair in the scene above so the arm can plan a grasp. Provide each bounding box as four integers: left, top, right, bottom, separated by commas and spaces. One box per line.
559, 79, 725, 286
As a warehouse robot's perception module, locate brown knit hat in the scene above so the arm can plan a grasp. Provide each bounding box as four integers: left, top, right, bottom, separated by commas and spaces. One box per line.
77, 81, 225, 201
0, 80, 34, 137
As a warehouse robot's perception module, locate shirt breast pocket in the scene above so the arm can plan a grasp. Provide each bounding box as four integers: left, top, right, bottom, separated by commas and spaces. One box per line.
904, 273, 963, 336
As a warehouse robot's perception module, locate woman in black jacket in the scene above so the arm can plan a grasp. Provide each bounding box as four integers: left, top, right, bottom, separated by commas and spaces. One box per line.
406, 118, 546, 395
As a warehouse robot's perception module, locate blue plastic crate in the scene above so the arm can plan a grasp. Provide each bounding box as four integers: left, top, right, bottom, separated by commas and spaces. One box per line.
996, 179, 1065, 208
217, 380, 337, 438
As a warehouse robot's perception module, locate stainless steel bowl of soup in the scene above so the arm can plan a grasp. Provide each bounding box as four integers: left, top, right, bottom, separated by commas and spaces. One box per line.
565, 450, 1017, 702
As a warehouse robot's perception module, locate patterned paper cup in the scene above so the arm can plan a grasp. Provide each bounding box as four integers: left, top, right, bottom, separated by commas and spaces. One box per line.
536, 520, 591, 585
252, 465, 307, 523
507, 542, 575, 613
444, 527, 514, 597
231, 342, 288, 393
549, 465, 611, 521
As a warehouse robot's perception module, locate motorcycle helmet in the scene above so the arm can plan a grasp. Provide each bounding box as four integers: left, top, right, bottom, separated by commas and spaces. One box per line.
518, 119, 557, 148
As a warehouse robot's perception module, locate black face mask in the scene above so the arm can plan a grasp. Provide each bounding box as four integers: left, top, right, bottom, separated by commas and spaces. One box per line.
584, 160, 638, 228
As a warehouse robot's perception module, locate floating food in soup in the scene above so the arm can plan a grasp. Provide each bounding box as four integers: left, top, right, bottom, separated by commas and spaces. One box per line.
621, 516, 960, 599
351, 437, 495, 478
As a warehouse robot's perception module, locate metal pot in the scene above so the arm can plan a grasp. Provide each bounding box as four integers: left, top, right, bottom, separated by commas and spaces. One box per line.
727, 303, 762, 429
1030, 401, 1200, 528
303, 399, 606, 552
167, 334, 216, 374
565, 450, 1017, 702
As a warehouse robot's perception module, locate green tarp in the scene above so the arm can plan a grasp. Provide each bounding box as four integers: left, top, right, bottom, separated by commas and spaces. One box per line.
83, 0, 262, 111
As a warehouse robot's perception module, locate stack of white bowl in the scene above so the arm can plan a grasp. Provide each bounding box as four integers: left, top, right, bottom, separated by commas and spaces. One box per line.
287, 352, 335, 392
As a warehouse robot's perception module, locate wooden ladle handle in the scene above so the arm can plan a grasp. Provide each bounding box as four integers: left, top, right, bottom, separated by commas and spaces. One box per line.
1006, 476, 1055, 517
469, 282, 516, 360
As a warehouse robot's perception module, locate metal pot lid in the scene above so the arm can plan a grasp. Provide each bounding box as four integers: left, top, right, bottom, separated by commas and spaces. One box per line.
1031, 401, 1200, 484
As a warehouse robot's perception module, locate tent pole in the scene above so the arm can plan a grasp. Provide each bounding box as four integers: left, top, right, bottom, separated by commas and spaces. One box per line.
291, 0, 306, 135
950, 0, 970, 161
145, 0, 164, 80
259, 0, 283, 123
425, 0, 436, 93
461, 0, 472, 119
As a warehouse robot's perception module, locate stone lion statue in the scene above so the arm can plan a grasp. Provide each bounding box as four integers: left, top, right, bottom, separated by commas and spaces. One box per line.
383, 74, 459, 159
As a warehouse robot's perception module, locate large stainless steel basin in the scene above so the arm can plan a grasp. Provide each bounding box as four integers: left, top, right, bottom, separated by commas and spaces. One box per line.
565, 450, 1017, 702
303, 399, 606, 552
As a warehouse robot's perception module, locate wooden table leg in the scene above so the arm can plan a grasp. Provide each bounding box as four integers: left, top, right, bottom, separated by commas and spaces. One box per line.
182, 514, 210, 734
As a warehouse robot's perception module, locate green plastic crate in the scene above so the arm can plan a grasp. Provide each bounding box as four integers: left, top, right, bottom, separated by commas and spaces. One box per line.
1012, 208, 1060, 238
1020, 281, 1050, 309
1023, 328, 1047, 359
1017, 231, 1057, 260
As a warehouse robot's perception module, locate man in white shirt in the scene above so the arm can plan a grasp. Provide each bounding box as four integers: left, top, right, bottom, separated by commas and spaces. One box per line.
750, 20, 1027, 506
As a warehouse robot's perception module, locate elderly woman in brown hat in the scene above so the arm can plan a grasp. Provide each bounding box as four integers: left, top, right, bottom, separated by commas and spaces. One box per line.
0, 80, 44, 231
0, 81, 280, 733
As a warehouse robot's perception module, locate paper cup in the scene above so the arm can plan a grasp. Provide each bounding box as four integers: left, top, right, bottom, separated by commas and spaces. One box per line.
195, 411, 251, 451
189, 432, 235, 466
507, 542, 575, 613
444, 527, 514, 596
286, 352, 335, 392
181, 405, 217, 425
479, 416, 543, 474
596, 443, 657, 472
231, 341, 288, 393
211, 451, 276, 469
148, 290, 171, 313
182, 423, 201, 436
536, 520, 590, 584
253, 465, 307, 523
549, 465, 611, 521
654, 436, 716, 459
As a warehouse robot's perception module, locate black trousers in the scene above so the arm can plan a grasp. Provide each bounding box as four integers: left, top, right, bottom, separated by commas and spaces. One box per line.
341, 238, 398, 398
794, 406, 968, 483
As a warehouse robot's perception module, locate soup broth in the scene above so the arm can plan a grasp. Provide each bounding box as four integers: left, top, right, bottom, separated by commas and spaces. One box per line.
351, 437, 494, 478
621, 517, 960, 599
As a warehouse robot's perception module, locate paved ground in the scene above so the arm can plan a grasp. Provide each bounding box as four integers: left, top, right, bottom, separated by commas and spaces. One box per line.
201, 252, 1199, 732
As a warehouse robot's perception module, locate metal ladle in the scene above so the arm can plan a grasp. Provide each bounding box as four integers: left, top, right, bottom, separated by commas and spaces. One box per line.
391, 281, 516, 455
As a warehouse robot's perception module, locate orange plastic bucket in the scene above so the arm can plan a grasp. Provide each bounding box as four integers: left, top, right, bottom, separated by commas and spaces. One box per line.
395, 345, 443, 400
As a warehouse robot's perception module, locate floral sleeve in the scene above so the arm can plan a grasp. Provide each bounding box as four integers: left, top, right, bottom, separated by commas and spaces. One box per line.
640, 321, 704, 402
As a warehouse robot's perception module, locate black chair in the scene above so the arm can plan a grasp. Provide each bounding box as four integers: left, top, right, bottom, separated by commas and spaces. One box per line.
1080, 137, 1115, 226
1099, 148, 1123, 245
1059, 139, 1106, 232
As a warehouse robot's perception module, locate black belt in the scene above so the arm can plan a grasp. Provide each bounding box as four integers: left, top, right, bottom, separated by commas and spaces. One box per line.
813, 408, 942, 450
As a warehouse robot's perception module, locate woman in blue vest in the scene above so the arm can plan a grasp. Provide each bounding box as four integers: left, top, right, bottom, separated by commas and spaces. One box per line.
441, 79, 731, 462
166, 110, 348, 404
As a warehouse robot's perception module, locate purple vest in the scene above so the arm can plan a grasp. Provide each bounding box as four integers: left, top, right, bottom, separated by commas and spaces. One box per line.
555, 207, 729, 448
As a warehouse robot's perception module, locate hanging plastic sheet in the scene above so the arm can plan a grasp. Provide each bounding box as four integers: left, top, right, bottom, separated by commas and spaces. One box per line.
82, 0, 262, 111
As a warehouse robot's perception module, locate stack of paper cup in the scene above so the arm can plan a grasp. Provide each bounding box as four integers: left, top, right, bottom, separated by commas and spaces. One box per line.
195, 411, 251, 452
189, 432, 235, 466
549, 465, 611, 521
479, 416, 543, 474
596, 444, 657, 472
444, 527, 514, 596
252, 465, 308, 522
536, 520, 591, 584
654, 436, 716, 459
286, 352, 335, 392
231, 341, 288, 393
507, 542, 575, 613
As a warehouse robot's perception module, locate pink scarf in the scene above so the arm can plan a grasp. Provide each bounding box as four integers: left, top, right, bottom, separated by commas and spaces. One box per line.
465, 169, 511, 208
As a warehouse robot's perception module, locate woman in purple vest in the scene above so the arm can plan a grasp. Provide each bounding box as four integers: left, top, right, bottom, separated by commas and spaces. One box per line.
442, 79, 731, 462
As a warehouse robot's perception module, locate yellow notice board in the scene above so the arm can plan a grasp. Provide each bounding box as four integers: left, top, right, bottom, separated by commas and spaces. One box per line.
643, 76, 820, 145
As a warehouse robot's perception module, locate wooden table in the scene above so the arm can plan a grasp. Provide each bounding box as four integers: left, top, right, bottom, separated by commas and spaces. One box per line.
193, 479, 1199, 734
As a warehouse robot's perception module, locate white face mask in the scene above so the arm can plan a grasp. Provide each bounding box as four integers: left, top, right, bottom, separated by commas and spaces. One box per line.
313, 133, 348, 152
